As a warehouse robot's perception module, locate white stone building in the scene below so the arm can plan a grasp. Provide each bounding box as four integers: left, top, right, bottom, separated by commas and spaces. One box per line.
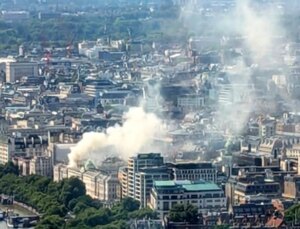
149, 180, 226, 219
54, 162, 120, 201
30, 156, 52, 177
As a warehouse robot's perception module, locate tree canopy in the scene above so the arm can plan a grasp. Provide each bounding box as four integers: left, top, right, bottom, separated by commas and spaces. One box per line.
0, 6, 186, 56
0, 163, 157, 229
169, 203, 199, 223
285, 204, 300, 225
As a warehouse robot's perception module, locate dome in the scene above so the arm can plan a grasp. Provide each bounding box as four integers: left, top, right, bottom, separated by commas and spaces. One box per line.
84, 160, 96, 171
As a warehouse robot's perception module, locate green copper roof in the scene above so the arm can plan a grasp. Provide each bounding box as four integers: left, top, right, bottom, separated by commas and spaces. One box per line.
154, 180, 176, 187
154, 180, 221, 192
84, 159, 96, 171
182, 183, 221, 191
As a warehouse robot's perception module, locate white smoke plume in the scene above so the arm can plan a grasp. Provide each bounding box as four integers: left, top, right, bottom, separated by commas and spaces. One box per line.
215, 60, 254, 134
181, 0, 284, 134
235, 0, 284, 64
68, 107, 164, 168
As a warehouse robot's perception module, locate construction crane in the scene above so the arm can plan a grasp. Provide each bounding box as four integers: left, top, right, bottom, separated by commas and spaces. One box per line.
66, 33, 76, 58
44, 51, 51, 65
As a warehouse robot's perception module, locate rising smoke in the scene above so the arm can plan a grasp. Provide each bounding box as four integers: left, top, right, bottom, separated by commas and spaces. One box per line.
235, 0, 284, 63
68, 1, 286, 166
68, 107, 164, 168
181, 0, 285, 134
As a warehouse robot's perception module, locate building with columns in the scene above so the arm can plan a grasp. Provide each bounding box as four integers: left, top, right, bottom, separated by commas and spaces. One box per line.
54, 162, 121, 201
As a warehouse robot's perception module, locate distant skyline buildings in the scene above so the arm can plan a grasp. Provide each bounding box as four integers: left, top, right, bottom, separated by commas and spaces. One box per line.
0, 0, 300, 227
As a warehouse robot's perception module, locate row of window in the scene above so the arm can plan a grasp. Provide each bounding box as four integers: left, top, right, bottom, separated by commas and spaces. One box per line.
158, 200, 225, 211
187, 199, 224, 204
176, 175, 216, 180
158, 193, 224, 200
176, 169, 215, 174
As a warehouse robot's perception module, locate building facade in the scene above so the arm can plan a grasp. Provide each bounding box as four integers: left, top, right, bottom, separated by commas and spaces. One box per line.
132, 167, 171, 208
234, 180, 281, 205
54, 163, 121, 202
120, 153, 168, 207
6, 62, 39, 83
283, 175, 300, 199
0, 135, 48, 165
149, 180, 226, 219
168, 162, 218, 182
177, 94, 205, 111
286, 144, 300, 158
30, 156, 52, 177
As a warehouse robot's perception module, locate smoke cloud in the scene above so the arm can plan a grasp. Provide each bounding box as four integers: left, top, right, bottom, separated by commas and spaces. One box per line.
68, 107, 164, 168
215, 60, 254, 134
235, 0, 284, 64
181, 0, 285, 134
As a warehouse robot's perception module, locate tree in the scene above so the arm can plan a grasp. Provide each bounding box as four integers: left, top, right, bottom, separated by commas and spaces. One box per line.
35, 215, 65, 229
185, 204, 199, 223
2, 161, 19, 176
285, 204, 300, 224
0, 158, 161, 228
59, 177, 86, 206
169, 204, 185, 222
169, 204, 199, 223
73, 202, 89, 215
68, 195, 102, 211
84, 208, 112, 227
46, 204, 67, 217
33, 176, 52, 192
129, 208, 158, 219
66, 218, 90, 229
98, 220, 129, 229
120, 197, 140, 212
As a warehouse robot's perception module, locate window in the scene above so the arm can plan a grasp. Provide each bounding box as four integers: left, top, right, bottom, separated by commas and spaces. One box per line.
171, 202, 177, 207
163, 202, 169, 210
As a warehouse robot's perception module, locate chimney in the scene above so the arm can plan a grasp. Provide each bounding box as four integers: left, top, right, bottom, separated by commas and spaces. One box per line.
274, 149, 278, 159
248, 144, 252, 153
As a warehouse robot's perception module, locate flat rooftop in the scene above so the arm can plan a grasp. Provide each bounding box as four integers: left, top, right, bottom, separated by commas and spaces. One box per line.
154, 180, 221, 192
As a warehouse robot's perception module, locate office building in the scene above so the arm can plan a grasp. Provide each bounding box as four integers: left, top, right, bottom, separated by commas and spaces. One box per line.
149, 180, 226, 219
120, 153, 168, 207
233, 180, 281, 205
30, 156, 52, 177
167, 162, 218, 182
5, 62, 39, 83
132, 166, 170, 208
0, 135, 48, 165
177, 94, 205, 111
260, 120, 276, 138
